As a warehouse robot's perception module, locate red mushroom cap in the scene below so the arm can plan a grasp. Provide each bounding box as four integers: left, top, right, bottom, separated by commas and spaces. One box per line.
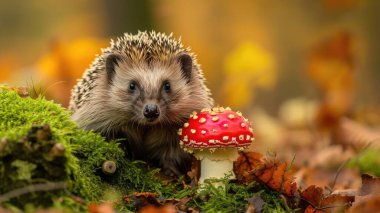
179, 107, 254, 149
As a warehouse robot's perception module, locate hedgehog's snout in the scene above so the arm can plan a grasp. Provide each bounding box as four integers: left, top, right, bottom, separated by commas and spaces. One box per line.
143, 104, 160, 121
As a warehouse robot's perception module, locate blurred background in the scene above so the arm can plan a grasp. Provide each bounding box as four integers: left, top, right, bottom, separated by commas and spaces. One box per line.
1, 0, 380, 184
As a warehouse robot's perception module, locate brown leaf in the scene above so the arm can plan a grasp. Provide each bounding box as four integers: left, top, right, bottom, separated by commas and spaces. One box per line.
335, 117, 380, 149
166, 197, 191, 212
267, 162, 287, 191
3, 86, 30, 98
88, 202, 115, 213
234, 151, 297, 196
304, 205, 323, 213
360, 174, 380, 196
301, 185, 324, 207
254, 161, 297, 196
124, 193, 197, 213
187, 208, 200, 213
124, 192, 161, 211
138, 205, 162, 213
322, 193, 355, 210
187, 158, 201, 185
139, 205, 178, 213
233, 151, 264, 183
348, 195, 380, 213
301, 185, 355, 213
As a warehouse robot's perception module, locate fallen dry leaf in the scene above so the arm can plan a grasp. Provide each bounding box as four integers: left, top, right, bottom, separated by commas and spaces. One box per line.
336, 117, 380, 150
233, 151, 265, 183
124, 192, 160, 210
348, 195, 380, 213
233, 151, 297, 196
124, 192, 195, 213
360, 174, 380, 196
301, 185, 355, 213
187, 158, 201, 185
253, 160, 297, 196
88, 202, 115, 213
139, 205, 177, 213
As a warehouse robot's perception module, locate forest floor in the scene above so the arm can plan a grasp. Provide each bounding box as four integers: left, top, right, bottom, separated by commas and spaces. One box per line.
0, 86, 379, 213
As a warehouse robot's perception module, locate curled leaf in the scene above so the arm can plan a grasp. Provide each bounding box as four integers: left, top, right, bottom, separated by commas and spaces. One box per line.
301, 185, 355, 213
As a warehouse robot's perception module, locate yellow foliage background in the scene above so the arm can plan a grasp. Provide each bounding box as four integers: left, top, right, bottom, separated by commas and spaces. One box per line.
0, 0, 378, 116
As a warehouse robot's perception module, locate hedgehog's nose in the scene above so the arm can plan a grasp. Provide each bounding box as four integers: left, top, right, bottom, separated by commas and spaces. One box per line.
143, 104, 160, 120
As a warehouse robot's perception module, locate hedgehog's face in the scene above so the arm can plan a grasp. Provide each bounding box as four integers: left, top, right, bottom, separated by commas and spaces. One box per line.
105, 53, 202, 126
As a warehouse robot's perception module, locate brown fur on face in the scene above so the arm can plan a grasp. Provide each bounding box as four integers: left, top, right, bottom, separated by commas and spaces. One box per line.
70, 31, 213, 176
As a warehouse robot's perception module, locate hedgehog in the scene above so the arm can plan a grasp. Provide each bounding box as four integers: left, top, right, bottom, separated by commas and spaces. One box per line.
69, 31, 214, 176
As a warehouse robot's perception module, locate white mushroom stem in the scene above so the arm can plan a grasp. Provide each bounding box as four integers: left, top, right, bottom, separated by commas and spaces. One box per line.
192, 148, 239, 184
199, 157, 234, 183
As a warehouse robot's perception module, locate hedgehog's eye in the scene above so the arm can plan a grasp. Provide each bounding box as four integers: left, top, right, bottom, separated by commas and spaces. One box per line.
163, 82, 171, 93
129, 82, 137, 91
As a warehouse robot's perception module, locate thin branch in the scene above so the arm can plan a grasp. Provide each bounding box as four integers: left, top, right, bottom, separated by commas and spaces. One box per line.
0, 181, 67, 203
328, 159, 349, 194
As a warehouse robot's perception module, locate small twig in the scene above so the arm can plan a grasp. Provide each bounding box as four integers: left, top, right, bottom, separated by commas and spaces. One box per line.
42, 81, 66, 97
328, 159, 349, 194
0, 181, 67, 203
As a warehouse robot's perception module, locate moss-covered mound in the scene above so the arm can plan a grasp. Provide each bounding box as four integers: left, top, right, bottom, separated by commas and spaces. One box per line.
0, 89, 166, 211
0, 88, 291, 213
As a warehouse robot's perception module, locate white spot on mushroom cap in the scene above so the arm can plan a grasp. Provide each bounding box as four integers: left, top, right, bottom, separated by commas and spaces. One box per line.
191, 129, 196, 134
184, 123, 189, 127
212, 116, 219, 122
199, 117, 206, 123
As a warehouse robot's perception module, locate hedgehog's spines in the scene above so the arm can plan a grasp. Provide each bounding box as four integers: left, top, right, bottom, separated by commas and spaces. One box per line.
69, 31, 212, 111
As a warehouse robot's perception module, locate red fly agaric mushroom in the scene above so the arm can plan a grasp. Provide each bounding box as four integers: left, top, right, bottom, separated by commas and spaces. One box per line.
178, 107, 254, 183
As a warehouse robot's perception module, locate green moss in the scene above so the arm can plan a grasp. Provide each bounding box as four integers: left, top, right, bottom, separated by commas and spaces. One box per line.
348, 149, 380, 177
0, 89, 164, 211
187, 178, 292, 213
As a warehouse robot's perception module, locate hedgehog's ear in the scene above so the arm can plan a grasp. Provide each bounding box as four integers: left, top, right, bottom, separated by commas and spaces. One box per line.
178, 53, 193, 82
105, 53, 123, 84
